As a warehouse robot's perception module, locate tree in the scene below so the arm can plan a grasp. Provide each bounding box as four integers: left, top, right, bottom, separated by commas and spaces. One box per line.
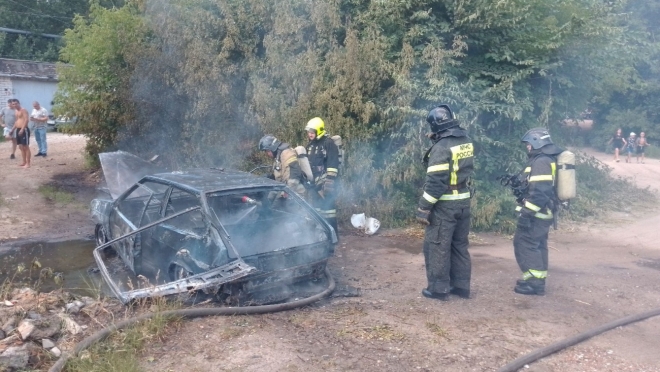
0, 0, 90, 61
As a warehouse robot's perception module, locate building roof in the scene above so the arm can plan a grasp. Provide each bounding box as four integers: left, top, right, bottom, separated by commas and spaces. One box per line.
0, 58, 58, 81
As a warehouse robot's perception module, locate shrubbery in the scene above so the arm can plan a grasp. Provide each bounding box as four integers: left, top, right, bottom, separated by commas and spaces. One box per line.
54, 0, 658, 229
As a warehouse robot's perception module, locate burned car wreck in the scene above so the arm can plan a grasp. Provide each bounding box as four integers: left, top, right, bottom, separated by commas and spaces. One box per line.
91, 152, 337, 304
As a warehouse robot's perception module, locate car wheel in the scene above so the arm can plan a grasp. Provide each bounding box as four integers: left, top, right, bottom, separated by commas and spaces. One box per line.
95, 224, 107, 246
169, 263, 193, 282
95, 224, 117, 258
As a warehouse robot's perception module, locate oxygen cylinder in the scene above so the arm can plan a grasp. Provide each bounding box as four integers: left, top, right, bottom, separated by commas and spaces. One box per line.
556, 150, 576, 200
294, 146, 314, 182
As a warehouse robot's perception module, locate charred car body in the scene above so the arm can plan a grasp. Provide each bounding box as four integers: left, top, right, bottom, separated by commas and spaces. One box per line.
91, 152, 337, 304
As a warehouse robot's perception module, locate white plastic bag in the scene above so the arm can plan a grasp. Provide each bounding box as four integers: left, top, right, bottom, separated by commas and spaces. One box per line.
364, 217, 380, 235
350, 213, 366, 229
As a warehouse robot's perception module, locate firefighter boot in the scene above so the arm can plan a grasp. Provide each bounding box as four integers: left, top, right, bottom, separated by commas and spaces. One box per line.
450, 287, 470, 299
514, 278, 545, 296
422, 289, 450, 301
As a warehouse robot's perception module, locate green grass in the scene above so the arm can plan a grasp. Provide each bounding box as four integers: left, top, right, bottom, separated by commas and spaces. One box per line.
38, 185, 75, 205
65, 297, 182, 372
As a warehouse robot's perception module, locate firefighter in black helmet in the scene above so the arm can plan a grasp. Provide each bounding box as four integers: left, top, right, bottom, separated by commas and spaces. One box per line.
513, 127, 563, 296
305, 117, 340, 234
416, 105, 475, 301
258, 135, 306, 197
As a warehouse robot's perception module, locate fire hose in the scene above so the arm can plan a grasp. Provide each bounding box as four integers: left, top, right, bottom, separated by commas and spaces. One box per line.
48, 267, 335, 372
497, 306, 660, 372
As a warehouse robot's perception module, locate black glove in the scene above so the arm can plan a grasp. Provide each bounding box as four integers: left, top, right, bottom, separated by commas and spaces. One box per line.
416, 208, 431, 226
323, 178, 335, 195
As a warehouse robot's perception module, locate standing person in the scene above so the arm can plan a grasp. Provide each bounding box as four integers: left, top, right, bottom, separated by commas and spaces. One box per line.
513, 128, 563, 296
607, 128, 626, 162
636, 132, 649, 164
12, 100, 31, 169
30, 101, 49, 157
258, 135, 306, 197
415, 105, 474, 301
624, 132, 636, 163
0, 99, 18, 159
305, 117, 340, 234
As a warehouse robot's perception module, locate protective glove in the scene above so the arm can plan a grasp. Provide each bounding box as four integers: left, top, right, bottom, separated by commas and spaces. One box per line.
323, 178, 335, 195
415, 208, 431, 226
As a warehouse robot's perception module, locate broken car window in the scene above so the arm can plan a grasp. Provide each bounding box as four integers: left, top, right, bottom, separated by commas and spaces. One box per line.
207, 190, 330, 257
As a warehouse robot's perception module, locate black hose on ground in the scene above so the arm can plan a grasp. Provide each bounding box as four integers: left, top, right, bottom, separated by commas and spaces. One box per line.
48, 267, 335, 372
497, 306, 660, 372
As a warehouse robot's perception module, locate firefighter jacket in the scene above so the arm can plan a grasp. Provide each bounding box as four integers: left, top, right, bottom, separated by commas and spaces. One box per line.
307, 134, 340, 184
273, 145, 305, 195
418, 127, 474, 211
516, 150, 558, 220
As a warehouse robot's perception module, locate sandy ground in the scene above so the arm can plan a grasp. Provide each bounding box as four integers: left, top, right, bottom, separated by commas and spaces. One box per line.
0, 133, 96, 243
1, 136, 659, 372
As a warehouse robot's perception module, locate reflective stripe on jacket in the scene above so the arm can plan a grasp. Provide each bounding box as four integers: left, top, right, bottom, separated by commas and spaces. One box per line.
418, 128, 474, 210
518, 154, 556, 218
307, 135, 340, 181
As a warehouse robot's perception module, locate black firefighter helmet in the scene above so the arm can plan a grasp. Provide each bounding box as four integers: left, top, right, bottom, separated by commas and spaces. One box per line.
258, 135, 282, 153
521, 127, 553, 150
426, 105, 458, 133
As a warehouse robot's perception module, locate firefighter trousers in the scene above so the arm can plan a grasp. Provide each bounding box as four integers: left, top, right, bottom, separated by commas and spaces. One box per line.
513, 216, 553, 279
308, 186, 338, 235
423, 199, 471, 294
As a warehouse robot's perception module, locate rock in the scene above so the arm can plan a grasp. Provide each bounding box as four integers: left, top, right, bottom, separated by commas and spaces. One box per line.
42, 339, 55, 349
50, 347, 61, 357
73, 300, 85, 309
65, 303, 81, 314
30, 317, 61, 339
1, 317, 16, 335
58, 314, 83, 335
81, 297, 96, 307
26, 311, 42, 320
0, 345, 29, 370
17, 320, 35, 340
3, 301, 12, 307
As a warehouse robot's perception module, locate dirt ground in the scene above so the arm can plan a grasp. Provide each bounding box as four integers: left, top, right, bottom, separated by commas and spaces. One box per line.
1, 136, 659, 372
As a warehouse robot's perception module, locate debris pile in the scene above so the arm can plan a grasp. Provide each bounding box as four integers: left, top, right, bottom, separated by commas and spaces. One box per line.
0, 287, 98, 371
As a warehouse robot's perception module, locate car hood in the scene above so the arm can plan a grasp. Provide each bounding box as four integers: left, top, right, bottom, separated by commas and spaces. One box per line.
99, 151, 165, 199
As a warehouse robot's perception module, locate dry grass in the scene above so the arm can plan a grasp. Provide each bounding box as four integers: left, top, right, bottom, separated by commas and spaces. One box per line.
426, 322, 451, 340
65, 296, 183, 372
338, 323, 406, 341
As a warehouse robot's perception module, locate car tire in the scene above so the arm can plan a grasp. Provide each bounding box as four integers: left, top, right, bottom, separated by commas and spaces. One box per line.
169, 263, 193, 282
95, 224, 117, 258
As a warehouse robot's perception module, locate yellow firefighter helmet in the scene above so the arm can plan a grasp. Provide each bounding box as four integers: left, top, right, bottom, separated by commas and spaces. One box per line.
305, 117, 326, 138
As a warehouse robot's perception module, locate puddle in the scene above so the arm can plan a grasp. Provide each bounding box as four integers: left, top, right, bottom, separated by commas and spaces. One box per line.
636, 258, 660, 271
0, 239, 103, 295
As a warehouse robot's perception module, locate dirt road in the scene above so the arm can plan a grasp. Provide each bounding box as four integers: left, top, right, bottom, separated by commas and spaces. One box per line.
143, 150, 660, 372
1, 136, 659, 372
0, 133, 95, 243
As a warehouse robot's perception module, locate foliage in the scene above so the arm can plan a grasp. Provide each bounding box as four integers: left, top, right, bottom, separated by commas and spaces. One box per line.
0, 0, 88, 61
55, 0, 658, 228
54, 1, 148, 165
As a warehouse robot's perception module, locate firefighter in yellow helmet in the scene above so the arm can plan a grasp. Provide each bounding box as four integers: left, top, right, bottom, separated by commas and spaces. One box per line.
305, 117, 340, 234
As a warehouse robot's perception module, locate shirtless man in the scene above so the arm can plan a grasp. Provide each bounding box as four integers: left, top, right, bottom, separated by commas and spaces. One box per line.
11, 99, 31, 169
636, 132, 649, 164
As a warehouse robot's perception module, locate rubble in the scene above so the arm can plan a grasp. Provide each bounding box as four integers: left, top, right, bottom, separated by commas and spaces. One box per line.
0, 345, 29, 370
41, 339, 55, 349
16, 320, 35, 340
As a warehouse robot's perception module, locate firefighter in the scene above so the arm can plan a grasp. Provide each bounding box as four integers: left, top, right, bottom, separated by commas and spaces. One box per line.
305, 117, 340, 233
416, 105, 474, 301
258, 135, 306, 197
513, 127, 563, 296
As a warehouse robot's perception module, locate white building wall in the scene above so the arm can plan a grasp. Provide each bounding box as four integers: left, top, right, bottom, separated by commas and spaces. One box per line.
11, 79, 58, 113
0, 77, 12, 105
